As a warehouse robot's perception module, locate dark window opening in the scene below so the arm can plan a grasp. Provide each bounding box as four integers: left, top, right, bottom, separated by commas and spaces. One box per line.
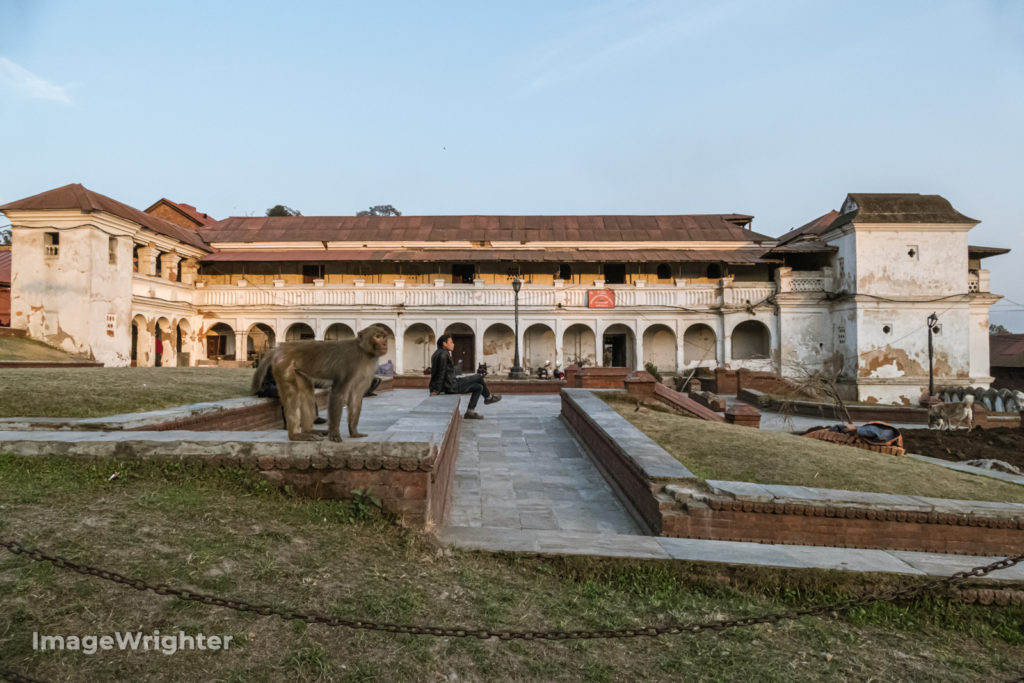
558, 263, 572, 280
656, 263, 672, 280
44, 232, 59, 257
603, 334, 627, 367
132, 245, 139, 272
302, 264, 325, 283
603, 263, 626, 284
706, 263, 722, 279
176, 260, 183, 282
452, 263, 475, 283
155, 253, 163, 278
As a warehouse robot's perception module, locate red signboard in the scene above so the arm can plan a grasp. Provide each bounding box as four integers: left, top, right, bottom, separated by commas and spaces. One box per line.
587, 289, 615, 309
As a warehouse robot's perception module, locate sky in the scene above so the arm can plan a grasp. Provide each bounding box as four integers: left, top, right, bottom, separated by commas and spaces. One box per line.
1, 0, 1022, 329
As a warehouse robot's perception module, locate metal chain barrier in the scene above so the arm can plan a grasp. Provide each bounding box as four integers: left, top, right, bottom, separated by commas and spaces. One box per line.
0, 668, 46, 683
1, 537, 1022, 641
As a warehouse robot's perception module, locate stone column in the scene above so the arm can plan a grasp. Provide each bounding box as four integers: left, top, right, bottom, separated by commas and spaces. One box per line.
162, 252, 183, 281
180, 258, 199, 285
474, 321, 484, 373
136, 244, 158, 277
394, 322, 405, 374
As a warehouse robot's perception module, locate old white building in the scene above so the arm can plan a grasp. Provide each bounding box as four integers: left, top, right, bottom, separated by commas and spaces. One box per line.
0, 184, 1008, 404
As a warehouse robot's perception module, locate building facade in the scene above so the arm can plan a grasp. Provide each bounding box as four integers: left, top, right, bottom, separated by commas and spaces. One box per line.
0, 184, 1007, 405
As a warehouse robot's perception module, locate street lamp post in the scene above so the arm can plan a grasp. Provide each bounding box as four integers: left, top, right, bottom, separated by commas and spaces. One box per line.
927, 312, 938, 398
509, 277, 527, 379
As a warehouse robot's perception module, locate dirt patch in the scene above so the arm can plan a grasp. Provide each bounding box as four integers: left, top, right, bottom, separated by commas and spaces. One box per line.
902, 428, 1024, 470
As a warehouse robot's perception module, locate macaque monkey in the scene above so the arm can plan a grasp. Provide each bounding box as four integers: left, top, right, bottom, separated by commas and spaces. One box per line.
252, 325, 388, 441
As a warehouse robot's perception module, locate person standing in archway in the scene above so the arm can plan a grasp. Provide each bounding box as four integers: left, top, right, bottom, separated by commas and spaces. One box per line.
154, 330, 163, 367
429, 334, 501, 419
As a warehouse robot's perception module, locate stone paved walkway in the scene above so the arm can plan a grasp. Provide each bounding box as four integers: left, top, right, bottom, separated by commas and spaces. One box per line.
446, 394, 639, 534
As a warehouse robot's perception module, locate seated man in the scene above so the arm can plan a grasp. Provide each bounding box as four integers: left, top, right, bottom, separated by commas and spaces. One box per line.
429, 334, 501, 419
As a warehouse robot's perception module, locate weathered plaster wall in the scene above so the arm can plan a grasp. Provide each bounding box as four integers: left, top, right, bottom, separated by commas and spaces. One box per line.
642, 324, 677, 373
855, 228, 968, 297
10, 218, 134, 365
523, 324, 556, 373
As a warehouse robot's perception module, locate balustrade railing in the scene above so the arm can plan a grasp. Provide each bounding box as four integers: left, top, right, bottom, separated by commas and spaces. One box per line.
186, 282, 778, 309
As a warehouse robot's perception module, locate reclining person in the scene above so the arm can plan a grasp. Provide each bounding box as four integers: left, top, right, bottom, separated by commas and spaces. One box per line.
429, 334, 501, 419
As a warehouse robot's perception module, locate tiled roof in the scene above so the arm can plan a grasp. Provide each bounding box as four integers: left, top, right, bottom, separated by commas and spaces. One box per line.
775, 211, 840, 245
144, 198, 216, 226
198, 214, 774, 244
990, 334, 1024, 368
968, 245, 1011, 260
832, 193, 978, 230
0, 184, 210, 251
200, 247, 774, 264
0, 248, 10, 284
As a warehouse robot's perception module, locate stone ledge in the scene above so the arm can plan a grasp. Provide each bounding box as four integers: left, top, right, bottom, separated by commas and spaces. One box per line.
0, 394, 464, 528
561, 387, 1024, 554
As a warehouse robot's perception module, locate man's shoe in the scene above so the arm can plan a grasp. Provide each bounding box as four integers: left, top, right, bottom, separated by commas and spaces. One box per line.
464, 410, 484, 420
484, 394, 502, 405
314, 416, 327, 425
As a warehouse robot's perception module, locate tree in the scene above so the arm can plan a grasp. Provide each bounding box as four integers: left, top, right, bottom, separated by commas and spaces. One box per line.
266, 205, 301, 217
990, 323, 1011, 335
357, 205, 401, 217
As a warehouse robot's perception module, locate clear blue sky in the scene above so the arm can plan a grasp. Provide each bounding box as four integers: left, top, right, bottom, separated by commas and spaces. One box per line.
2, 0, 1022, 328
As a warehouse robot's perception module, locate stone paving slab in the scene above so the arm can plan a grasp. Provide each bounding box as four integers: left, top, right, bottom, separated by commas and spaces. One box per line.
438, 527, 1024, 581
447, 394, 640, 534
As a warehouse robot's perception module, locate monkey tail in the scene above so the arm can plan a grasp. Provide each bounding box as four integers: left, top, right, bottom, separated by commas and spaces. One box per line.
252, 350, 274, 395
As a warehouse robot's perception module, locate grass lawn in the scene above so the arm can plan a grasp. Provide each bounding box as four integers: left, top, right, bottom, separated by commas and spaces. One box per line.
600, 393, 1024, 504
1, 454, 1021, 682
0, 336, 83, 362
0, 367, 254, 417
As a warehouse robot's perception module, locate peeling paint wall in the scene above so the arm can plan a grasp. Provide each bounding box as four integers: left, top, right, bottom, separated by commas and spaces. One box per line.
402, 323, 435, 373
482, 324, 514, 373
11, 220, 134, 365
523, 325, 556, 373
682, 323, 717, 366
563, 324, 596, 366
642, 324, 677, 373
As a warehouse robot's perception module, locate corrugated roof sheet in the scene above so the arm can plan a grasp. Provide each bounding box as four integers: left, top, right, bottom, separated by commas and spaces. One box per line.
0, 184, 210, 251
990, 334, 1024, 368
200, 247, 775, 264
198, 214, 774, 244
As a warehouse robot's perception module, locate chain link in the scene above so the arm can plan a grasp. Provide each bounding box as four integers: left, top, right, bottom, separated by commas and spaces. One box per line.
1, 537, 1022, 641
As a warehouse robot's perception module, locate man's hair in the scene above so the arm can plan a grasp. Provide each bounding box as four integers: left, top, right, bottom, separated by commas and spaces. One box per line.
437, 334, 452, 348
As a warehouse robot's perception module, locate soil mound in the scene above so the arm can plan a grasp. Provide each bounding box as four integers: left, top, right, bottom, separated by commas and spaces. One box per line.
901, 428, 1024, 470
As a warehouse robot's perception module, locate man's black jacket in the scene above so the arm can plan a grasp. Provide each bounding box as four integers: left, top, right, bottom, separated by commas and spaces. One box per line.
429, 347, 459, 394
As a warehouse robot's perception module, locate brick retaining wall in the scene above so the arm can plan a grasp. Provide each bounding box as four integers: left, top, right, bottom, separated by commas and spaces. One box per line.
561, 388, 1024, 555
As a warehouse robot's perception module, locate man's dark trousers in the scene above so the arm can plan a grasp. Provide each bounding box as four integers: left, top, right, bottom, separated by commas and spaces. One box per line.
455, 374, 490, 410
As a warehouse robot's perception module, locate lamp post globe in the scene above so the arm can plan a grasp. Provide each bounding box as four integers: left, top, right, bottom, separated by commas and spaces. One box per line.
509, 277, 527, 379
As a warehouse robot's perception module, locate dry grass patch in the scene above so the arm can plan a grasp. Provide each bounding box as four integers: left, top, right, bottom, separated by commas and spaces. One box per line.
0, 454, 1021, 682
600, 393, 1024, 504
0, 336, 84, 362
0, 367, 253, 417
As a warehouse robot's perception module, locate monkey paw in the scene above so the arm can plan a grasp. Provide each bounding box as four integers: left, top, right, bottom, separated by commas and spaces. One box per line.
349, 431, 368, 438
328, 432, 343, 442
288, 432, 321, 442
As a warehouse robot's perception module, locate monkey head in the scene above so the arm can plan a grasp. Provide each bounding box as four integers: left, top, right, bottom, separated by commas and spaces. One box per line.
359, 324, 389, 357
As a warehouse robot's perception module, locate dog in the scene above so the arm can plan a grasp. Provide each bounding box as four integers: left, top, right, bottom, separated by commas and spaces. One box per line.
928, 394, 974, 430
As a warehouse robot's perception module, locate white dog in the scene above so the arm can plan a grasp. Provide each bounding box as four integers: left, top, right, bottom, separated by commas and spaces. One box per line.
928, 395, 974, 430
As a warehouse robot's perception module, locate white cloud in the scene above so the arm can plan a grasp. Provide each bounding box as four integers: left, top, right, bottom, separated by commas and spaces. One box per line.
0, 56, 73, 104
